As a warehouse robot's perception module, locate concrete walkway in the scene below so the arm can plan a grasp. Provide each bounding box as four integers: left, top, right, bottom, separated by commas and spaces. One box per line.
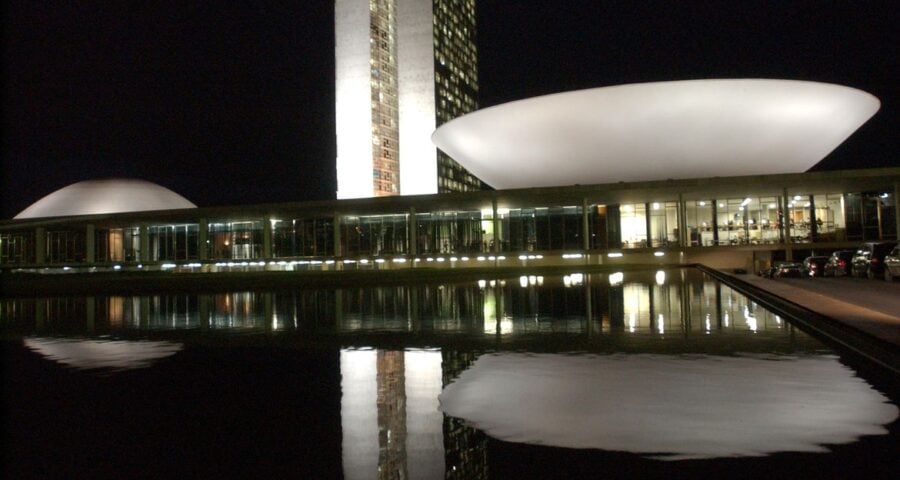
733, 273, 900, 348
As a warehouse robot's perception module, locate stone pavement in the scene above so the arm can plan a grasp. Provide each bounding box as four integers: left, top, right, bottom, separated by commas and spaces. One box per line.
734, 273, 900, 348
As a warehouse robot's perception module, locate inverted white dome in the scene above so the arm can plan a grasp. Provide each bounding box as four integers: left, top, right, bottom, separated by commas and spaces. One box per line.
15, 178, 196, 219
431, 79, 881, 189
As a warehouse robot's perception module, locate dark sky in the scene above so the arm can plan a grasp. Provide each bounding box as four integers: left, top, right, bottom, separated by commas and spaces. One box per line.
3, 0, 897, 219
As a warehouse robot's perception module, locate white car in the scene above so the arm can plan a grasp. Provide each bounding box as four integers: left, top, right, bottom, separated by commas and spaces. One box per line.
884, 245, 900, 281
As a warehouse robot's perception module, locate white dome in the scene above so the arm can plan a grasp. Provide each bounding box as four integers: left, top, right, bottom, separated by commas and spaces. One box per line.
15, 178, 196, 219
432, 79, 880, 189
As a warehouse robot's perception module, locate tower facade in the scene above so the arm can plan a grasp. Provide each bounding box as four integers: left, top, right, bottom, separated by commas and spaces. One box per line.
335, 0, 484, 199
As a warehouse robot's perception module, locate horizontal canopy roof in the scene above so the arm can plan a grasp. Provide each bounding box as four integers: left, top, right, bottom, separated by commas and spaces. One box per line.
432, 79, 880, 189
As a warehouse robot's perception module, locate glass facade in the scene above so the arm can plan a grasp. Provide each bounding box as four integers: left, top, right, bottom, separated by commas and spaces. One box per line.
208, 221, 263, 260
0, 232, 35, 264
149, 224, 199, 261
96, 227, 140, 262
434, 0, 484, 193
342, 214, 407, 256
370, 0, 400, 196
2, 178, 898, 268
272, 218, 335, 257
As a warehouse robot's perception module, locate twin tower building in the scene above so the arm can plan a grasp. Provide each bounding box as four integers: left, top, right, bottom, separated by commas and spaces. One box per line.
335, 0, 486, 199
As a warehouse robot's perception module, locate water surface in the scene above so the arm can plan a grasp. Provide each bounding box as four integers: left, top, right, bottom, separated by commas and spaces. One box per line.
2, 268, 898, 479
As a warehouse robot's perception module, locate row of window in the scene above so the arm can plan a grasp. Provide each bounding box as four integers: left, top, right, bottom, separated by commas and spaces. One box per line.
2, 193, 894, 265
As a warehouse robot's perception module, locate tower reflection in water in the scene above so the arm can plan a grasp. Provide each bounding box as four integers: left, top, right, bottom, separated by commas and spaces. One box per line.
341, 348, 487, 479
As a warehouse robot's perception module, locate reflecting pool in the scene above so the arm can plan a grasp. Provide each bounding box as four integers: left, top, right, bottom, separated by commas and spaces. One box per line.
2, 268, 898, 478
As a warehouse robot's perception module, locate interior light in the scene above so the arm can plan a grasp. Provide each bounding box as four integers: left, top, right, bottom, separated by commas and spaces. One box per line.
654, 251, 665, 257
607, 252, 623, 258
652, 202, 661, 210
769, 203, 777, 208
608, 272, 624, 286
698, 201, 706, 206
718, 203, 725, 208
740, 198, 751, 207
794, 195, 802, 201
497, 207, 510, 215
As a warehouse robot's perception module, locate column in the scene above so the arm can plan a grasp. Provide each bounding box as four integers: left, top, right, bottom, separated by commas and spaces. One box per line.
644, 203, 652, 248
677, 193, 688, 247
262, 216, 273, 259
198, 218, 208, 261
139, 224, 150, 263
492, 198, 500, 253
35, 227, 46, 265
408, 207, 417, 256
781, 188, 792, 261
333, 213, 342, 258
808, 195, 817, 242
85, 224, 96, 264
581, 197, 590, 251
711, 201, 719, 245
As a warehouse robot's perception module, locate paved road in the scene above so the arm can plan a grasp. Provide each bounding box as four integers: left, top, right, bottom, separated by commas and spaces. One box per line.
773, 275, 900, 320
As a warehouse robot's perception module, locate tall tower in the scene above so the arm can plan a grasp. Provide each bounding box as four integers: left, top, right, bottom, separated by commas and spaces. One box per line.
335, 0, 484, 199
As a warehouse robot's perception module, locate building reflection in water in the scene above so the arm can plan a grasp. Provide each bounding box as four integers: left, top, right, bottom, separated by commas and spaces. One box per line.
341, 348, 452, 479
1, 270, 794, 340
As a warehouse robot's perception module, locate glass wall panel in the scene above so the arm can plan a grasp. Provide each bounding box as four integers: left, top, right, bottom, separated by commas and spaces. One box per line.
501, 206, 581, 252
96, 227, 140, 262
715, 197, 783, 245
149, 224, 198, 261
813, 193, 846, 241
0, 232, 35, 264
648, 201, 679, 247
684, 200, 714, 246
272, 218, 334, 257
619, 203, 647, 248
341, 214, 407, 256
46, 229, 85, 263
208, 221, 262, 260
786, 194, 813, 243
588, 205, 611, 249
416, 210, 484, 254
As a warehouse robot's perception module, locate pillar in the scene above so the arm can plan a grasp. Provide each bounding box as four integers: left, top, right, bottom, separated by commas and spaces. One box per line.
85, 224, 96, 264
35, 227, 46, 265
644, 202, 653, 248
262, 217, 273, 259
581, 197, 590, 251
808, 195, 817, 242
492, 197, 500, 253
781, 188, 792, 261
711, 201, 719, 245
333, 213, 342, 257
198, 218, 208, 261
138, 224, 150, 263
408, 206, 417, 256
677, 193, 688, 247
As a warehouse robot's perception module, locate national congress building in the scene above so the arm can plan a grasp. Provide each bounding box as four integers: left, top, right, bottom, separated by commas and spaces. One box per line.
1, 3, 898, 277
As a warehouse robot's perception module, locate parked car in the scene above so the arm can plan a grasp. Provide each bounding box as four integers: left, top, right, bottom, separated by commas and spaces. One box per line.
824, 250, 854, 277
884, 245, 900, 281
850, 241, 898, 279
773, 261, 802, 278
801, 256, 829, 277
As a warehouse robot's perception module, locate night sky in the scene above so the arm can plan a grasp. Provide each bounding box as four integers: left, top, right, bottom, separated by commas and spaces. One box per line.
2, 0, 897, 219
